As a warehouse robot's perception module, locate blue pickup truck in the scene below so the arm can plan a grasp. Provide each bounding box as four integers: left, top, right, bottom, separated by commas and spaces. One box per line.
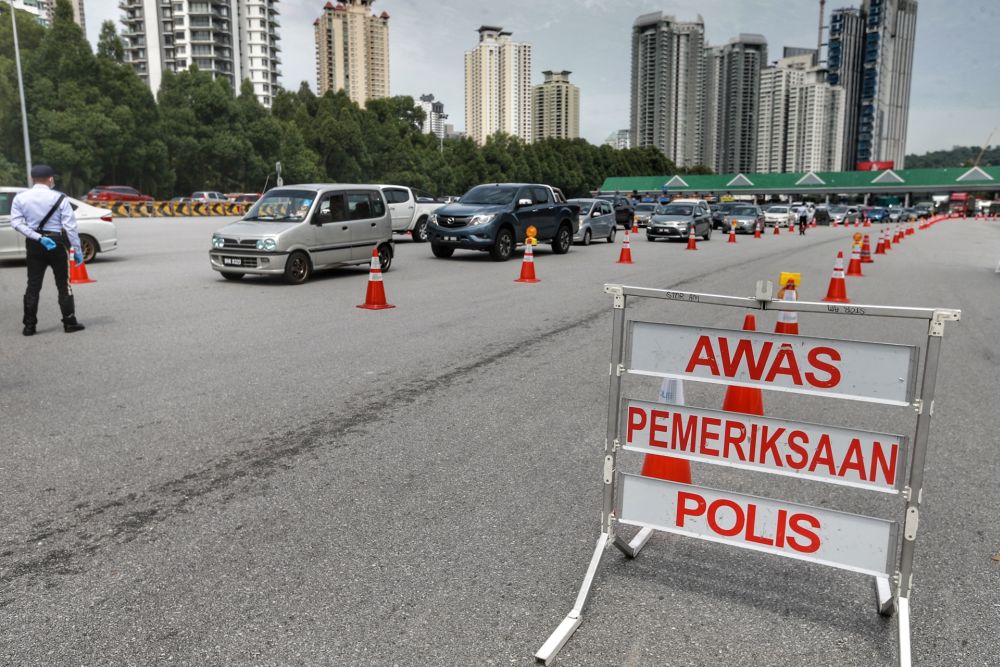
427, 183, 580, 261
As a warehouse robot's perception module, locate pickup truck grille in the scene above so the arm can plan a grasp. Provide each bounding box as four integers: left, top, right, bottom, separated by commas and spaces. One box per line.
222, 238, 258, 248
437, 216, 469, 228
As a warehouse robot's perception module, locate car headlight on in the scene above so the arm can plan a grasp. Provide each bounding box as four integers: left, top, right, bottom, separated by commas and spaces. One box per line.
256, 238, 277, 251
468, 213, 496, 226
212, 235, 225, 249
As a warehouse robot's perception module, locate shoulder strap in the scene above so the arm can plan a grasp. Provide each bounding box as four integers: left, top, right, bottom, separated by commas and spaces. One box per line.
34, 194, 66, 232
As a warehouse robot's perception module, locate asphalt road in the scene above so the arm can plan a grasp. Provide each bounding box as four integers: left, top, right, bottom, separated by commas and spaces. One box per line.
1, 217, 997, 666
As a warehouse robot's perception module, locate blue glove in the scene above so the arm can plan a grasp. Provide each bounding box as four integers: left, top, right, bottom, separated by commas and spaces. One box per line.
73, 249, 83, 265
39, 237, 57, 251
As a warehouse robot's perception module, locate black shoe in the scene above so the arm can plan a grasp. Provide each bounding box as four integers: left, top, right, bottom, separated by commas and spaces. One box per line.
23, 325, 36, 336
64, 323, 85, 333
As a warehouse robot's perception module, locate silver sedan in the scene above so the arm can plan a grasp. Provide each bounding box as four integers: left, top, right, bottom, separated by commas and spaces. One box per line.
569, 198, 617, 245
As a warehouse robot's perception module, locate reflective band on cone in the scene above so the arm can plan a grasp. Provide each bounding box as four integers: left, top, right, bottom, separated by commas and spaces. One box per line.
822, 251, 850, 303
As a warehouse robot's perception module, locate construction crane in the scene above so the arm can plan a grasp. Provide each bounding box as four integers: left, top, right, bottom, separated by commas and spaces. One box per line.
972, 128, 996, 167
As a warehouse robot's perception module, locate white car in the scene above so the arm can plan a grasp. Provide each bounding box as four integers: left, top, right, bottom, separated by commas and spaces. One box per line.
763, 205, 793, 227
0, 187, 118, 262
378, 185, 444, 243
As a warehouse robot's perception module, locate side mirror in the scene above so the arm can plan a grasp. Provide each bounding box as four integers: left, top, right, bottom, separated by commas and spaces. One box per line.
591, 210, 601, 217
517, 198, 533, 208
313, 210, 332, 225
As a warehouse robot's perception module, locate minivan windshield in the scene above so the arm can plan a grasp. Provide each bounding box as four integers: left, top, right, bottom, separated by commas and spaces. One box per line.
460, 185, 518, 205
244, 189, 316, 222
655, 204, 693, 216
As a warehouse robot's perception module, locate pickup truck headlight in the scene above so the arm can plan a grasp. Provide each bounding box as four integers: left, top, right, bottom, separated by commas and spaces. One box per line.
212, 235, 225, 249
468, 214, 496, 226
256, 238, 277, 251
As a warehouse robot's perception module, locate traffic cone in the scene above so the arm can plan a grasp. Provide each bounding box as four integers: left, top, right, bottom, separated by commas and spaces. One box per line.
884, 228, 892, 250
874, 228, 886, 255
822, 252, 850, 303
721, 314, 764, 416
631, 219, 639, 234
514, 243, 540, 283
773, 222, 780, 236
846, 243, 864, 277
906, 223, 915, 236
356, 248, 395, 310
640, 378, 691, 483
686, 225, 697, 250
863, 216, 872, 228
774, 282, 799, 335
831, 217, 839, 228
617, 229, 634, 264
69, 256, 95, 284
728, 222, 736, 244
860, 234, 874, 263
894, 226, 903, 244
754, 221, 762, 238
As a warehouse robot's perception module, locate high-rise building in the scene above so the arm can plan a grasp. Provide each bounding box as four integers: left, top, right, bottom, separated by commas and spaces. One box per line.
121, 0, 281, 108
11, 0, 49, 25
857, 0, 918, 167
532, 70, 579, 141
703, 33, 767, 174
630, 13, 706, 168
314, 0, 390, 107
417, 94, 447, 138
756, 55, 845, 173
604, 129, 630, 149
827, 7, 864, 169
45, 0, 85, 30
464, 26, 532, 144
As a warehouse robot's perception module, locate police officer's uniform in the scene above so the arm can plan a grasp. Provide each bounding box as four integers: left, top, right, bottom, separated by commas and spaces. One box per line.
10, 165, 85, 336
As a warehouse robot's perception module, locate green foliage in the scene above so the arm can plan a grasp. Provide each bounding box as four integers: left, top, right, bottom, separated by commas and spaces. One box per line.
0, 7, 704, 199
905, 145, 1000, 169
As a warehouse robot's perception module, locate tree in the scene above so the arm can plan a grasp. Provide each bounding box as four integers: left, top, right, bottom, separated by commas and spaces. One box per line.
96, 21, 124, 63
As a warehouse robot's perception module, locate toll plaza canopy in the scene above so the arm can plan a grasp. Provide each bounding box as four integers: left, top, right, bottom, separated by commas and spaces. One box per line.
598, 166, 1000, 198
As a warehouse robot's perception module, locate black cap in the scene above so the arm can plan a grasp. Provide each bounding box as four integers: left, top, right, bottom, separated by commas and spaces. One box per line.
30, 164, 56, 179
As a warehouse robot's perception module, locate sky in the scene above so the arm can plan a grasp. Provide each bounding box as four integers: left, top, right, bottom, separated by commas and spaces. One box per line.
85, 0, 1000, 155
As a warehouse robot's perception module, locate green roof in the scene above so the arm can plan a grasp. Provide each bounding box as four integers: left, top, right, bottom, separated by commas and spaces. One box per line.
599, 166, 1000, 195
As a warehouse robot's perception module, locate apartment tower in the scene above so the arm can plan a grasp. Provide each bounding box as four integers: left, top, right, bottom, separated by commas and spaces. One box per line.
703, 33, 767, 174
314, 0, 390, 107
121, 0, 281, 107
418, 94, 447, 138
827, 7, 864, 168
464, 26, 532, 144
629, 13, 706, 167
532, 71, 580, 141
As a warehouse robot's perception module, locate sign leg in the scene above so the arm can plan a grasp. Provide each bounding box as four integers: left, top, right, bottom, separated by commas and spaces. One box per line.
874, 576, 896, 617
613, 526, 654, 559
897, 596, 912, 667
535, 533, 609, 665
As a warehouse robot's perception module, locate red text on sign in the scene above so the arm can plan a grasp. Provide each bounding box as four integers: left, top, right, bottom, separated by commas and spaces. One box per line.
684, 336, 842, 389
676, 491, 821, 553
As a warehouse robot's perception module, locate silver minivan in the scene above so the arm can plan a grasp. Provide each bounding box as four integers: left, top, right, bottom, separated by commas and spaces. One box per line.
209, 184, 394, 284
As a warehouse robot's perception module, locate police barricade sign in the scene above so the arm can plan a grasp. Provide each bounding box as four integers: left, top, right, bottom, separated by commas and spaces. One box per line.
534, 284, 960, 667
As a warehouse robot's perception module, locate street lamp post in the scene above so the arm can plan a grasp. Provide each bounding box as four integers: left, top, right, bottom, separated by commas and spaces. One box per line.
8, 0, 33, 185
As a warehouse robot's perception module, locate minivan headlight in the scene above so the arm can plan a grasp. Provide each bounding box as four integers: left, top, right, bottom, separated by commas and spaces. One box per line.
212, 235, 225, 249
256, 238, 277, 251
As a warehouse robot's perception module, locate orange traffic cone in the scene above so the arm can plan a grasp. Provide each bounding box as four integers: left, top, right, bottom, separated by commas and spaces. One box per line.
774, 282, 800, 335
831, 217, 839, 228
754, 221, 762, 238
721, 314, 765, 416
773, 222, 780, 236
894, 226, 903, 244
631, 218, 639, 234
617, 229, 634, 264
640, 377, 691, 483
686, 225, 697, 250
884, 228, 892, 251
863, 216, 872, 228
846, 243, 864, 277
356, 248, 395, 310
728, 222, 736, 244
822, 252, 850, 303
69, 256, 95, 284
874, 228, 886, 255
860, 234, 874, 263
514, 243, 540, 283
906, 223, 915, 236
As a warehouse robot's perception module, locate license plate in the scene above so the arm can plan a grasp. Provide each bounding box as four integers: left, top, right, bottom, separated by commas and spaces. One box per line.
223, 257, 242, 266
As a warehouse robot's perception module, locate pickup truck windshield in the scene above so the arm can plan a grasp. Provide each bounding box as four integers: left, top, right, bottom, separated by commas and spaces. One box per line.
244, 190, 315, 222
460, 185, 518, 205
656, 204, 693, 216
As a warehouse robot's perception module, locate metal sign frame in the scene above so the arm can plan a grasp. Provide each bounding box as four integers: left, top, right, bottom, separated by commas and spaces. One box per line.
535, 282, 959, 667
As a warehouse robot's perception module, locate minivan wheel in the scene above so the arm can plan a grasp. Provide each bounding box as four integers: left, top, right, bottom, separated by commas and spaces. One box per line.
551, 223, 572, 255
412, 218, 429, 243
431, 244, 454, 258
378, 244, 392, 272
490, 228, 514, 261
283, 251, 311, 284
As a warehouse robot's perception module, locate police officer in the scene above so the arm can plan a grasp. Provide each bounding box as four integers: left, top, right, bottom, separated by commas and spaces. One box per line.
10, 165, 85, 336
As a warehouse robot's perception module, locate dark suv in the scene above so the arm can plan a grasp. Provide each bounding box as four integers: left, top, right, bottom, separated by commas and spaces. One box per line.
595, 194, 634, 227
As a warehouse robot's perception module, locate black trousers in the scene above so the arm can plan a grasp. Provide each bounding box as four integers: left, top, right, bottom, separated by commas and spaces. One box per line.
23, 237, 76, 327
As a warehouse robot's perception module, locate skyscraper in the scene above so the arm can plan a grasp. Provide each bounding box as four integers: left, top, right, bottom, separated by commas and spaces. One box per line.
314, 0, 390, 107
464, 26, 532, 144
121, 0, 281, 107
532, 71, 580, 141
417, 94, 447, 138
629, 13, 706, 167
827, 7, 864, 168
703, 33, 767, 174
